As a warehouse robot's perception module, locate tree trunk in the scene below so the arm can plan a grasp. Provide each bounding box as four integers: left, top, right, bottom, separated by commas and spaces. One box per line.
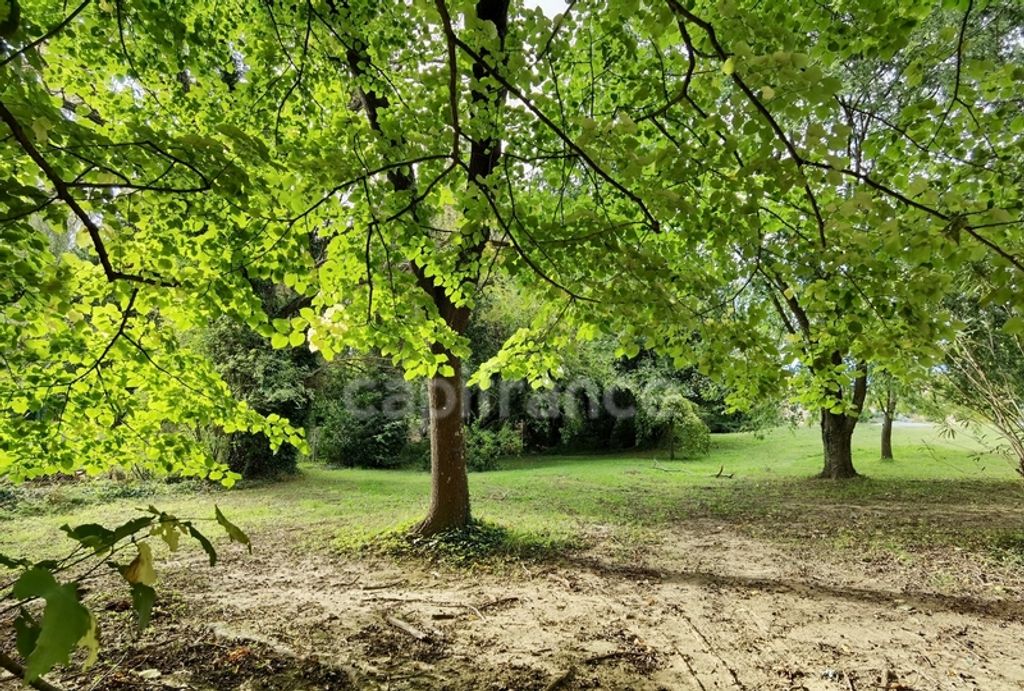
415, 357, 471, 536
880, 410, 894, 460
880, 384, 896, 460
819, 409, 857, 479
344, 0, 507, 537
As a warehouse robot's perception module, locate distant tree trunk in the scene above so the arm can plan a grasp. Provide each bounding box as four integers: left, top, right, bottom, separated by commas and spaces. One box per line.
880, 412, 893, 460
416, 355, 471, 535
819, 409, 857, 478
880, 382, 896, 460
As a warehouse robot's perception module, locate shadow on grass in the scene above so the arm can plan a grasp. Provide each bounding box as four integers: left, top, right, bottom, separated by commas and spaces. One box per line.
339, 518, 580, 566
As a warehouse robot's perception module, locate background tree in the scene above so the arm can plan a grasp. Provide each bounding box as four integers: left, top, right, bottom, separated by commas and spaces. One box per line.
3, 0, 1024, 534
874, 370, 900, 461
939, 297, 1024, 475
539, 0, 1024, 479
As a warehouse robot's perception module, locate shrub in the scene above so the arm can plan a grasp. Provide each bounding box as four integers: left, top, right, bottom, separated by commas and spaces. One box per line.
309, 363, 414, 469
224, 432, 301, 478
667, 401, 712, 458
465, 423, 523, 472
637, 390, 711, 459
316, 409, 408, 468
203, 315, 316, 478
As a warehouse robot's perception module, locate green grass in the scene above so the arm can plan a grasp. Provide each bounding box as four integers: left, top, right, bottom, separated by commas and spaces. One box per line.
2, 423, 1023, 564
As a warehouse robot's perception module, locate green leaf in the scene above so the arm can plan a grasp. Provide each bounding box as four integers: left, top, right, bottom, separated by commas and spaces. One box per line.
61, 516, 154, 554
130, 583, 156, 630
215, 506, 252, 553
187, 525, 218, 566
14, 609, 40, 659
11, 569, 92, 681
1003, 315, 1024, 335
151, 520, 181, 552
60, 524, 114, 552
113, 516, 157, 542
81, 615, 99, 670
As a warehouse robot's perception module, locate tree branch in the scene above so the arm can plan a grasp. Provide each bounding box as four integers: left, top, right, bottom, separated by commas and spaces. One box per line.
0, 100, 177, 287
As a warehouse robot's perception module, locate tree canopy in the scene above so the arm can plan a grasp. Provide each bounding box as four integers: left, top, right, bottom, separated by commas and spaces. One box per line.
2, 0, 1022, 509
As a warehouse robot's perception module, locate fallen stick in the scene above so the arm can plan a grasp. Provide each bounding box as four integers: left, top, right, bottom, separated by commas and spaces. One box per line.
0, 651, 65, 691
366, 595, 489, 620
478, 596, 520, 611
361, 579, 405, 590
386, 616, 431, 642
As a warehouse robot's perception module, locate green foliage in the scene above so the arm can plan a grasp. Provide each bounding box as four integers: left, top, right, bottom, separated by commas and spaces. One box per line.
316, 414, 409, 469
11, 569, 93, 681
1, 0, 1023, 506
936, 297, 1024, 472
465, 423, 524, 472
203, 315, 316, 478
309, 363, 413, 469
637, 392, 711, 459
0, 505, 249, 683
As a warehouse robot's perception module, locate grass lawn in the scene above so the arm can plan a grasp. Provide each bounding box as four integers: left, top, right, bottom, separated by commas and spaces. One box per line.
3, 422, 1022, 563
3, 423, 1024, 691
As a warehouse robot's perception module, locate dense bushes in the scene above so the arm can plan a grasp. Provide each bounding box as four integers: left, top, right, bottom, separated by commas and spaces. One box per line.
203, 315, 316, 478
309, 364, 416, 469
636, 391, 711, 459
315, 415, 409, 469
466, 423, 524, 471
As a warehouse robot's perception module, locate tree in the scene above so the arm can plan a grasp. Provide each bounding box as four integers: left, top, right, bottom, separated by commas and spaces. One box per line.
3, 0, 1024, 534
940, 298, 1024, 475
879, 375, 898, 461
558, 0, 1024, 478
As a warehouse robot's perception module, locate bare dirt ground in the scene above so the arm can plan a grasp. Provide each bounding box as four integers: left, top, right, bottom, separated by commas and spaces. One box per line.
5, 517, 1022, 691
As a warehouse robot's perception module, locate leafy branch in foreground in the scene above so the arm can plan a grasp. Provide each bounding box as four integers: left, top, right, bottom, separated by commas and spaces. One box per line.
0, 505, 250, 689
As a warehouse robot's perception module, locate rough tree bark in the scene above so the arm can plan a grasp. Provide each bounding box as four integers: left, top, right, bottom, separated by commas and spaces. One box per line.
880, 411, 894, 460
818, 358, 868, 479
819, 409, 857, 479
418, 338, 472, 535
